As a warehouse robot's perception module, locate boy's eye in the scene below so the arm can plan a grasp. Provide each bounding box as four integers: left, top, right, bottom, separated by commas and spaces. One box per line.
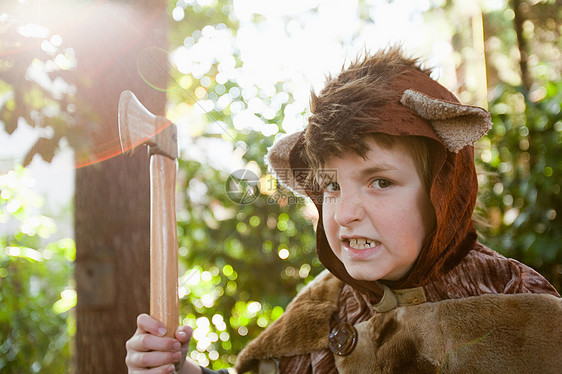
324, 181, 340, 192
371, 179, 392, 189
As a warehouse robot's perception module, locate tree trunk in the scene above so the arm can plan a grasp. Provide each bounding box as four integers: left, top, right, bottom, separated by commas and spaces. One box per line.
511, 0, 532, 92
72, 1, 168, 372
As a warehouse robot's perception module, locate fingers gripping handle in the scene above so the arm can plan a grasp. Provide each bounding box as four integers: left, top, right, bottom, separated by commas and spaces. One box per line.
150, 155, 179, 341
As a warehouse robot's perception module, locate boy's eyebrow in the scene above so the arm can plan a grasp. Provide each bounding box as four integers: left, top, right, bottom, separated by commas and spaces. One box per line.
319, 163, 399, 183
357, 164, 399, 178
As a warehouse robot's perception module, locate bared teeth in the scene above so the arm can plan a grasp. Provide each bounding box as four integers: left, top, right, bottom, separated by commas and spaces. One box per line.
348, 238, 378, 249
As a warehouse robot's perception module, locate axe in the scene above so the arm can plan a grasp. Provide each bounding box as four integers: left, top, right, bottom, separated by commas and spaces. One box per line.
118, 91, 179, 343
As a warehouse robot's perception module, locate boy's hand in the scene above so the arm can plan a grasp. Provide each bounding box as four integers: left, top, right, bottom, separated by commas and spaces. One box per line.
126, 313, 202, 374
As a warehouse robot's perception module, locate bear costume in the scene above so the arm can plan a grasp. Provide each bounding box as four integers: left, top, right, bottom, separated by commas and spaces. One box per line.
233, 48, 561, 373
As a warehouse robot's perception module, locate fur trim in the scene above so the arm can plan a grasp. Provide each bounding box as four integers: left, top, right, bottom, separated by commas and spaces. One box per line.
237, 284, 562, 373
336, 293, 562, 373
234, 270, 343, 373
400, 89, 492, 152
265, 131, 307, 197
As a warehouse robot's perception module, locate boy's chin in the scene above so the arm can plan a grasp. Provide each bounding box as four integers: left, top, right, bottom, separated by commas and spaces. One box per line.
345, 266, 384, 282
344, 264, 406, 282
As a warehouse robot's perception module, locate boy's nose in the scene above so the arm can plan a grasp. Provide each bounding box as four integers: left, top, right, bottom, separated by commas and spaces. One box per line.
333, 192, 365, 226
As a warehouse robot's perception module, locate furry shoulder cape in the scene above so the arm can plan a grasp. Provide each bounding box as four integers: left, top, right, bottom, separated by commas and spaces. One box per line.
235, 270, 562, 374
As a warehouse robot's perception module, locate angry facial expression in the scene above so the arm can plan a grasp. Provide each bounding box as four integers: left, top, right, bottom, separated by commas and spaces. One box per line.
322, 137, 435, 282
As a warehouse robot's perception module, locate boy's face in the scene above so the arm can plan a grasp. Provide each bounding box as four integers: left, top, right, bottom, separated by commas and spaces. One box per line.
322, 137, 435, 282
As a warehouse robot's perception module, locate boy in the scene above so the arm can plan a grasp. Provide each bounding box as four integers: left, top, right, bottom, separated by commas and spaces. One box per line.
125, 47, 560, 373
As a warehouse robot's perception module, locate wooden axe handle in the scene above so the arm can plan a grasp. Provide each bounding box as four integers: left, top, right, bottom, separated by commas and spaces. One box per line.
150, 154, 179, 338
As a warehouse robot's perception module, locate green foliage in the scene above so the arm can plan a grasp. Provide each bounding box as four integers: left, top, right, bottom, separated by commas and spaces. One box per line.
177, 148, 322, 369
474, 0, 562, 292
166, 2, 325, 367
165, 5, 323, 367
175, 100, 322, 370
0, 168, 75, 373
477, 81, 562, 291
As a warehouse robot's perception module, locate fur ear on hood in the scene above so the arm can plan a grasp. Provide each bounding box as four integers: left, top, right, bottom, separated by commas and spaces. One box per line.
400, 89, 492, 153
265, 131, 306, 197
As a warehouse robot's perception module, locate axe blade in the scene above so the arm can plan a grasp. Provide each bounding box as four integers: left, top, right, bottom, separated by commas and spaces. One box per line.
118, 90, 178, 159
118, 90, 156, 154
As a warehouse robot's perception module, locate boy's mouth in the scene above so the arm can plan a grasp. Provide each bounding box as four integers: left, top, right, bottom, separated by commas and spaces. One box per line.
347, 237, 380, 250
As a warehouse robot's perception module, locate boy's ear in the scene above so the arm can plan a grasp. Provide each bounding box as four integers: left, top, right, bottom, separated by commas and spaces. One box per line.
265, 131, 307, 197
400, 89, 492, 153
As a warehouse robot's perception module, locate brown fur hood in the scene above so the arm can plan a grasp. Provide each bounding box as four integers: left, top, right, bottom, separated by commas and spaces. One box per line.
235, 270, 562, 373
266, 47, 493, 296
